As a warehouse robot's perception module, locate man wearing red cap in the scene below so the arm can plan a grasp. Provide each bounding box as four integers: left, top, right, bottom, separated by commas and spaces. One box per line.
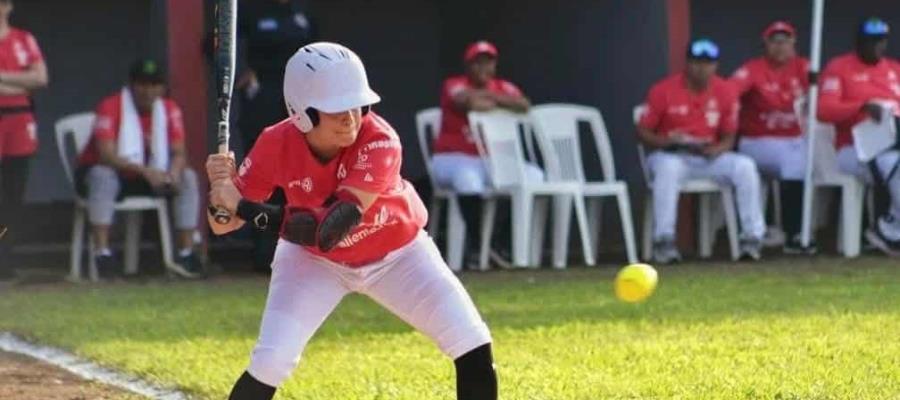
431, 41, 535, 268
818, 17, 900, 256
732, 21, 813, 253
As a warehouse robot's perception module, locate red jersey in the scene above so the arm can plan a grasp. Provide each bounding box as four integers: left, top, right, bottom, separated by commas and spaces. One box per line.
731, 56, 809, 138
638, 73, 740, 143
0, 28, 43, 108
434, 75, 524, 155
818, 52, 900, 148
78, 92, 186, 167
235, 112, 428, 267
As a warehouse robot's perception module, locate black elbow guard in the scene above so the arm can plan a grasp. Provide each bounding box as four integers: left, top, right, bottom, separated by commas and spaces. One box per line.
316, 193, 363, 252
236, 199, 284, 233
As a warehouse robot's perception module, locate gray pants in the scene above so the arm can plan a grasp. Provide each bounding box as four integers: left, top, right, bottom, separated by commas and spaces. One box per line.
83, 165, 199, 230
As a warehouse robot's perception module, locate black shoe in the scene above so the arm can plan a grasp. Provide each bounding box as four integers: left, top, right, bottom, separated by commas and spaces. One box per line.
652, 237, 682, 265
783, 235, 818, 255
95, 254, 120, 279
176, 253, 205, 277
865, 227, 900, 257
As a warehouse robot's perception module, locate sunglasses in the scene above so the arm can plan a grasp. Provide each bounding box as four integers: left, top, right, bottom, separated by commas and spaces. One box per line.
862, 19, 890, 36
689, 40, 720, 60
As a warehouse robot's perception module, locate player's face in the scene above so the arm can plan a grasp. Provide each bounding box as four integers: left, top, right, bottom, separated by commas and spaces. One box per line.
130, 81, 166, 113
0, 0, 12, 18
685, 59, 717, 86
764, 34, 796, 64
467, 55, 497, 86
313, 108, 363, 148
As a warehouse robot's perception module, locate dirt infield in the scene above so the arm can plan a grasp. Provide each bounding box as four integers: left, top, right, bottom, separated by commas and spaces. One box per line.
0, 350, 141, 400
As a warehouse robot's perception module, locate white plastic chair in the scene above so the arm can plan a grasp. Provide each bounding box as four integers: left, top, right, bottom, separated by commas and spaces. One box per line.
530, 104, 638, 264
415, 108, 495, 271
794, 99, 867, 257
632, 105, 740, 260
469, 110, 595, 268
55, 112, 190, 281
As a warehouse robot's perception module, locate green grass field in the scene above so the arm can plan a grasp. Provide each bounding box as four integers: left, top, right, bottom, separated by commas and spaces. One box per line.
2, 257, 900, 399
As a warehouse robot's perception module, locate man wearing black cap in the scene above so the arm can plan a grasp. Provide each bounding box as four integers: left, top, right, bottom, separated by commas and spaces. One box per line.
819, 17, 900, 256
732, 21, 813, 254
76, 59, 202, 278
637, 39, 766, 263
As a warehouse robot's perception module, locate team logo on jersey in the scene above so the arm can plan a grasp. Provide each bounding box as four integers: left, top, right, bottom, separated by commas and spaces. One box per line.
238, 158, 252, 177
668, 105, 689, 116
705, 111, 720, 128
337, 163, 347, 179
706, 99, 718, 110
354, 153, 372, 171
822, 77, 841, 92
852, 73, 870, 82
373, 206, 390, 226
364, 173, 374, 182
13, 41, 28, 66
288, 177, 314, 193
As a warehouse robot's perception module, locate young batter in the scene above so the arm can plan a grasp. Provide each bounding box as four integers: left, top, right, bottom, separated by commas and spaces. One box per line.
207, 42, 497, 400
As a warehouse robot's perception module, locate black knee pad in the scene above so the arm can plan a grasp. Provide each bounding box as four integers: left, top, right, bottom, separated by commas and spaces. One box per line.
454, 344, 497, 400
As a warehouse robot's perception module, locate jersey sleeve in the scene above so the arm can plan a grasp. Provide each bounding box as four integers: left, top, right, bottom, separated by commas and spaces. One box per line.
637, 83, 666, 131
92, 98, 120, 142
234, 130, 279, 202
342, 129, 402, 194
165, 101, 186, 143
718, 87, 740, 134
817, 61, 865, 123
24, 32, 44, 64
730, 63, 754, 96
498, 79, 524, 97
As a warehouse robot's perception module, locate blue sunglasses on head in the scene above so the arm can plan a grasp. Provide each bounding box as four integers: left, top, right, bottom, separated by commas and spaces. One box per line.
862, 18, 890, 36
689, 39, 720, 60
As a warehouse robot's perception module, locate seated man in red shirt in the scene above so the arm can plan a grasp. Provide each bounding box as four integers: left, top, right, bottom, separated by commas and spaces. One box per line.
818, 17, 900, 256
732, 21, 814, 253
77, 59, 201, 278
431, 41, 538, 268
637, 39, 766, 264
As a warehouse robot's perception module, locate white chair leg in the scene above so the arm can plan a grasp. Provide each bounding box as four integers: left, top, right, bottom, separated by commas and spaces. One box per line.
446, 197, 465, 272
478, 198, 497, 271
587, 198, 602, 259
698, 194, 713, 258
572, 194, 596, 267
427, 197, 443, 237
70, 207, 86, 282
840, 182, 865, 258
511, 191, 533, 268
771, 180, 783, 229
642, 195, 654, 261
616, 190, 639, 264
124, 211, 142, 276
721, 190, 741, 261
531, 197, 550, 267
550, 194, 573, 269
87, 235, 99, 282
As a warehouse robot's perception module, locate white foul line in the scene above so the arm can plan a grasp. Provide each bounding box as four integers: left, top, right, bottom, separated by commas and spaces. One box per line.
0, 332, 191, 400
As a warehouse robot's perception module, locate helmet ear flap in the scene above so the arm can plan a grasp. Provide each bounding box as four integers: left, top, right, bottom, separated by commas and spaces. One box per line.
361, 105, 371, 116
305, 107, 320, 128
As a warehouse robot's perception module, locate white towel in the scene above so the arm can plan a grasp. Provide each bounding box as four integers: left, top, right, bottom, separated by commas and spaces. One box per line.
852, 100, 897, 162
117, 87, 169, 170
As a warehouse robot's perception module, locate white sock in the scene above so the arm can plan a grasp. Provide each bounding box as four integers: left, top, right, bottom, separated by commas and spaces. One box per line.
178, 248, 193, 258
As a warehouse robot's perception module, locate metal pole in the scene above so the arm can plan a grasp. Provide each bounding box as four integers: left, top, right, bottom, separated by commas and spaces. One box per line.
801, 0, 826, 247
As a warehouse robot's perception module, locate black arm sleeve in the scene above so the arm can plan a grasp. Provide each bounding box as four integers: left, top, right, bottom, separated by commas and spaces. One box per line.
236, 199, 284, 233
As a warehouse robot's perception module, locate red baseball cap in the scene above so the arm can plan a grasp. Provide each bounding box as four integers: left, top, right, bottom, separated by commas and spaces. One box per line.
762, 21, 796, 40
464, 41, 498, 63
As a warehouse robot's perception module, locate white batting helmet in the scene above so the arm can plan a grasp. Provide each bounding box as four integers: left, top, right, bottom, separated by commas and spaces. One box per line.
283, 42, 381, 132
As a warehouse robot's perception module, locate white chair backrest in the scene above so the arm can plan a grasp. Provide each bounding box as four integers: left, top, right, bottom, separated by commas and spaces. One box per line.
415, 107, 442, 186
54, 112, 96, 187
531, 103, 618, 183
632, 104, 652, 185
468, 110, 534, 188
